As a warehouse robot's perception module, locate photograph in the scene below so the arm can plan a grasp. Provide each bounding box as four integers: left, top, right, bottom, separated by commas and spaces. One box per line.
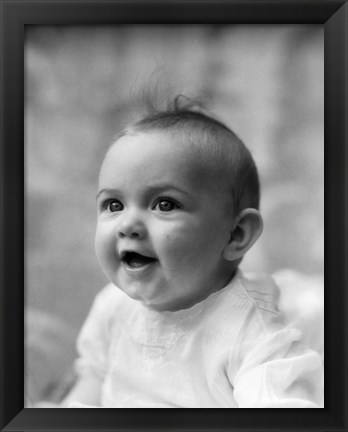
25, 24, 324, 409
1, 1, 347, 431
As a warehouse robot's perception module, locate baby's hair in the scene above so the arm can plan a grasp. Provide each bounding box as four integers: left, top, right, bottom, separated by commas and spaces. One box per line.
117, 95, 260, 215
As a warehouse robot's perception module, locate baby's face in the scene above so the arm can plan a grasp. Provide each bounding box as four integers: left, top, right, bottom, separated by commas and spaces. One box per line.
95, 131, 235, 311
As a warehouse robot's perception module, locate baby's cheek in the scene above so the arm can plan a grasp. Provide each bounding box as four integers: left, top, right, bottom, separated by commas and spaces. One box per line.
95, 228, 115, 264
95, 229, 105, 254
162, 231, 202, 265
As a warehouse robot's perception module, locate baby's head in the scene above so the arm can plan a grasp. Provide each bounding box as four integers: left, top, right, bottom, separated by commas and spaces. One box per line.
95, 98, 263, 311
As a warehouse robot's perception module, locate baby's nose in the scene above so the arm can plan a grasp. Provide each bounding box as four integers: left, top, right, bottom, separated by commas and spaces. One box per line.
117, 212, 146, 239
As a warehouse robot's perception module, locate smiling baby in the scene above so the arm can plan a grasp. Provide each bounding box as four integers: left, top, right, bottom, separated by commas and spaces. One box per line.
61, 97, 323, 408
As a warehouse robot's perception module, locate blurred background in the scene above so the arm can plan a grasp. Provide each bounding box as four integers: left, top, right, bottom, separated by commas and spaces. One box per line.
25, 25, 324, 405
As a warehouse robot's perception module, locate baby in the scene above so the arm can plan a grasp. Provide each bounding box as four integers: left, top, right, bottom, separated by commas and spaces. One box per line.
61, 98, 323, 408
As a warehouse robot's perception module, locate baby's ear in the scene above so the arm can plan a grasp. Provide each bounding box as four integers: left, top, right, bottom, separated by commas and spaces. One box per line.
222, 209, 263, 261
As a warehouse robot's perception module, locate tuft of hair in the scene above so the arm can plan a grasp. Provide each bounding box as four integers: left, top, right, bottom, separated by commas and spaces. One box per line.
118, 95, 260, 215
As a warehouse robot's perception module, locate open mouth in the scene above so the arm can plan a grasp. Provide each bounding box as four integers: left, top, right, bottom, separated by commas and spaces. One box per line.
121, 251, 158, 269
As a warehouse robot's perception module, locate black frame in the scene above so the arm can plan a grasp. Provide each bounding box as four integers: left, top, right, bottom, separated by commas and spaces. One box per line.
1, 1, 347, 431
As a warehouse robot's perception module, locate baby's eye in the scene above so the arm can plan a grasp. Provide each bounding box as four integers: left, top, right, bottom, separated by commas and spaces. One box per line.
106, 200, 123, 212
154, 199, 178, 212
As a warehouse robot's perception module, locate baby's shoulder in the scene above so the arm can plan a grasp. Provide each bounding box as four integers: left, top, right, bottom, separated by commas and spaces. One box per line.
238, 272, 281, 313
214, 271, 286, 332
238, 271, 289, 331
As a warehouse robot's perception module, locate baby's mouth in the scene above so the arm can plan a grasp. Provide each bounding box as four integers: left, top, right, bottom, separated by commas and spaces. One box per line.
121, 251, 158, 269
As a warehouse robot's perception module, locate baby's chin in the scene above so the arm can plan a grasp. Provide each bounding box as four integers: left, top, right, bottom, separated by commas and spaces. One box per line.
120, 287, 185, 312
115, 281, 161, 307
140, 292, 207, 313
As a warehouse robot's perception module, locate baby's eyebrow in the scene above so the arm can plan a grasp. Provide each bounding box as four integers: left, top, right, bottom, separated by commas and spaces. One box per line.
96, 184, 191, 201
96, 188, 117, 200
145, 183, 190, 196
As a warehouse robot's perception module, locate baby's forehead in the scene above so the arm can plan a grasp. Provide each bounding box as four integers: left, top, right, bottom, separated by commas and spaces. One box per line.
105, 130, 232, 187
110, 129, 232, 184
112, 129, 230, 166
